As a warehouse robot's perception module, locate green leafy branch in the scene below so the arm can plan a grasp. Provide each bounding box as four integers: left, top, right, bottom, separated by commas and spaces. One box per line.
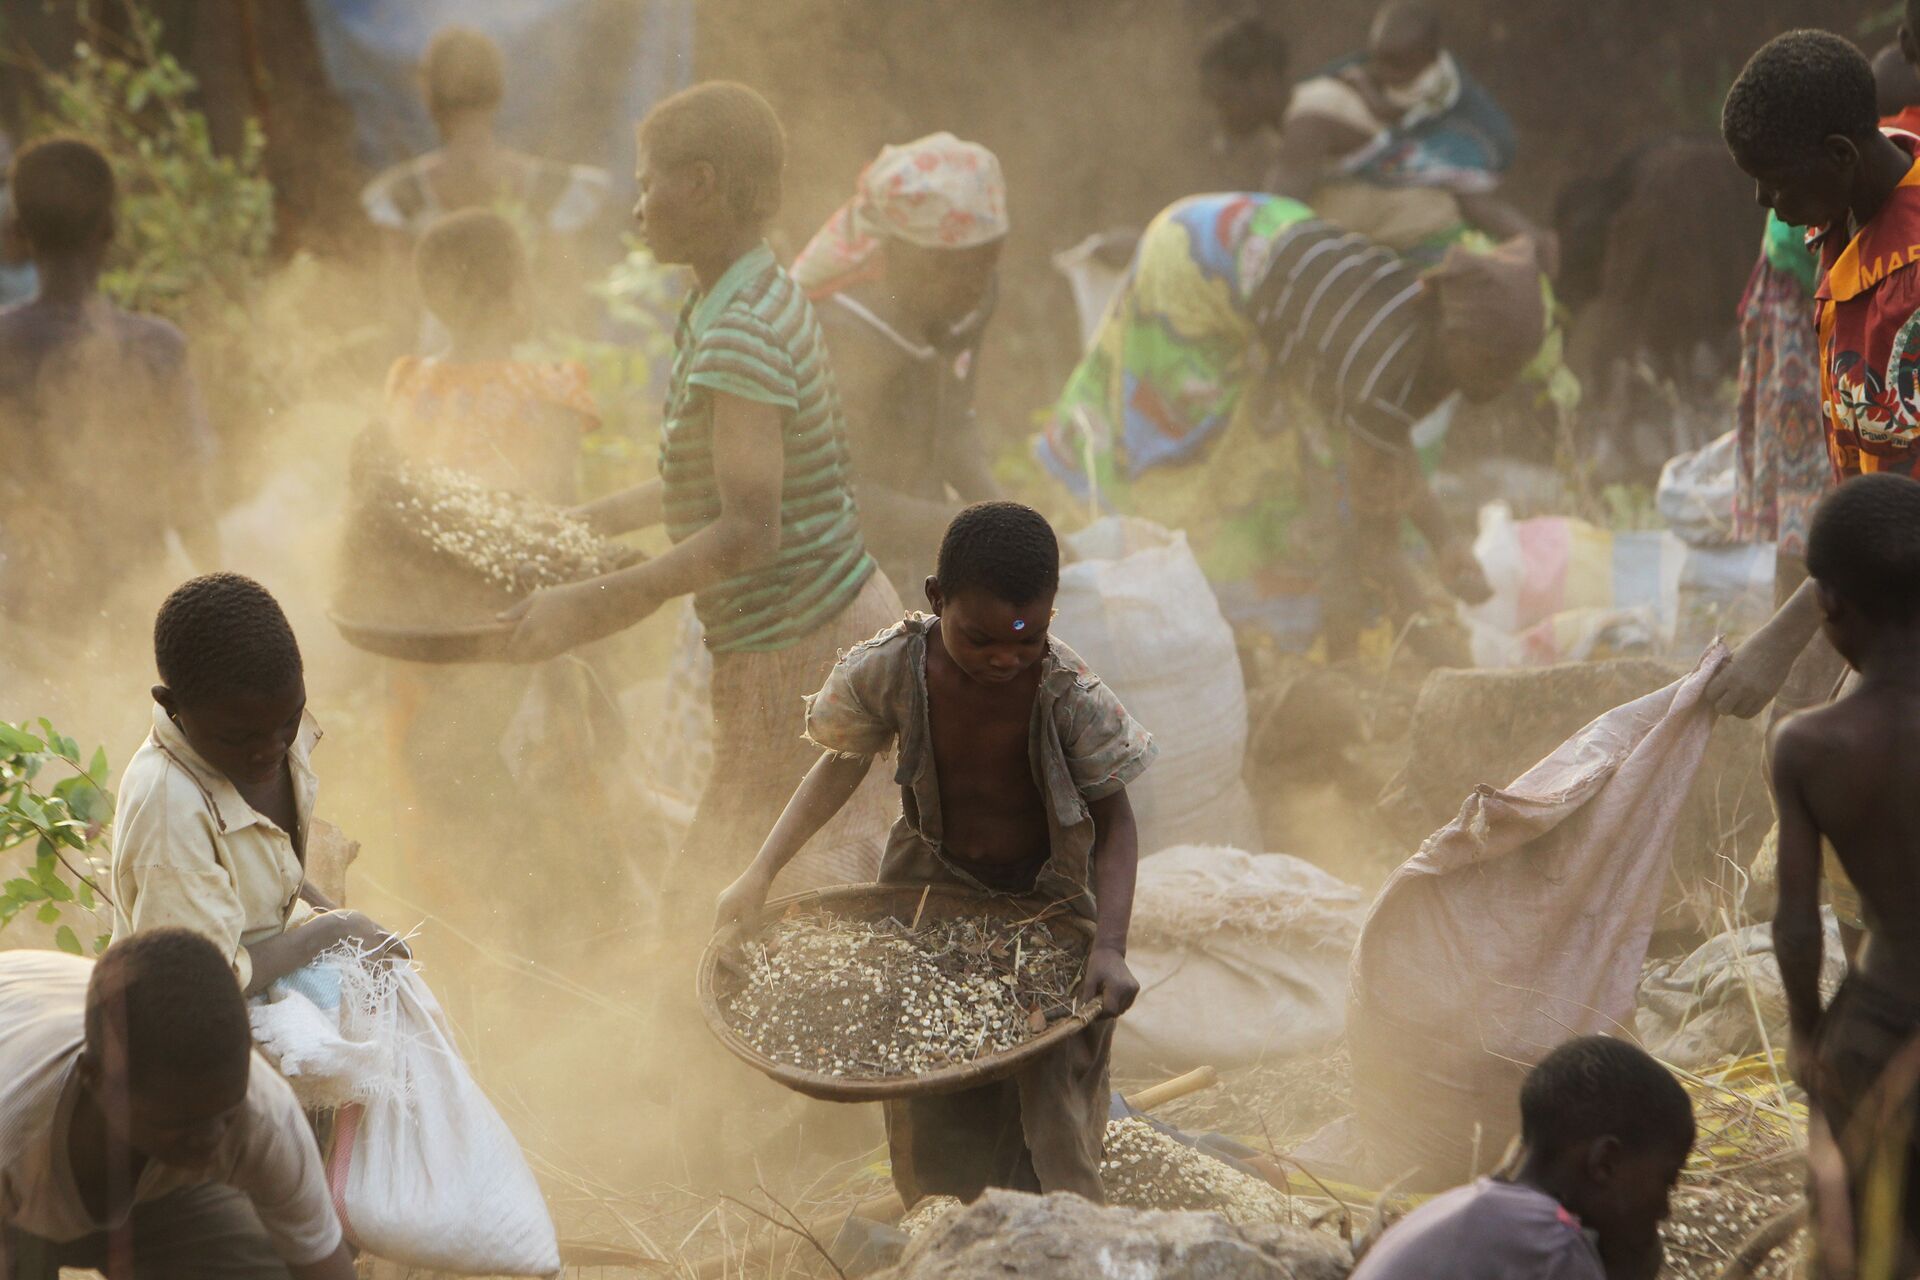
0, 720, 115, 956
24, 0, 274, 323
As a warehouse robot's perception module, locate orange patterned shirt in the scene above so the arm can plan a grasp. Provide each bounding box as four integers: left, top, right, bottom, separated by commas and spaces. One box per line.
384, 356, 599, 503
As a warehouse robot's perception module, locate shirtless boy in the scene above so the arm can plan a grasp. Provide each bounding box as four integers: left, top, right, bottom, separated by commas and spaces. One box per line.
1772, 472, 1920, 1270
714, 501, 1156, 1202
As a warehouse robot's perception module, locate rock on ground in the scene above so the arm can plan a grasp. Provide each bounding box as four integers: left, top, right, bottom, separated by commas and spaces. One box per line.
878, 1188, 1351, 1280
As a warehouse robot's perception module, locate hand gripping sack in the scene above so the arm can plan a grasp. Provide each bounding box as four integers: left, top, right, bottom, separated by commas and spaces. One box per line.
1345, 643, 1728, 1189
254, 951, 560, 1275
1053, 518, 1261, 855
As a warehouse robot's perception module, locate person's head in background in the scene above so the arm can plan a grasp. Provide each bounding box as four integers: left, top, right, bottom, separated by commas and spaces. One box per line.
634, 81, 784, 281
421, 26, 505, 147
1518, 1037, 1694, 1258
1874, 41, 1920, 121
1199, 17, 1293, 142
415, 209, 532, 356
1806, 473, 1920, 671
792, 134, 1009, 333
1721, 31, 1889, 232
152, 573, 306, 790
1367, 1, 1444, 96
3, 135, 114, 276
82, 929, 253, 1173
926, 501, 1060, 686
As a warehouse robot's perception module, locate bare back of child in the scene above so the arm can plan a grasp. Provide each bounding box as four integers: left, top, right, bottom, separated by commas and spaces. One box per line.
1771, 473, 1920, 1271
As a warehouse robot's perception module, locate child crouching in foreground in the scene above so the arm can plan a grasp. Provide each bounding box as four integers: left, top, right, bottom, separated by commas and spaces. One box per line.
1772, 472, 1920, 1272
1351, 1036, 1694, 1280
715, 501, 1156, 1202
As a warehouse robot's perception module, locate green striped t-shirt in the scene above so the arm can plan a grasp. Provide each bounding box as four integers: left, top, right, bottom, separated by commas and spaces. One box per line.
661, 243, 875, 653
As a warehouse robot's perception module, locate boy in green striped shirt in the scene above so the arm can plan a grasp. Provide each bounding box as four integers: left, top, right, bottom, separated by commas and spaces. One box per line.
503, 82, 901, 898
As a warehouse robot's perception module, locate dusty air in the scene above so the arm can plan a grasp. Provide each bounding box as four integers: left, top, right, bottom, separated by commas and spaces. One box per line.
1, 0, 1915, 1276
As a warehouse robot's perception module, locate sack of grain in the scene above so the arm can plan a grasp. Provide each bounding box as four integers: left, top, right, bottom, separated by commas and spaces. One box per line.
1116, 845, 1362, 1074
1053, 519, 1261, 856
251, 948, 560, 1275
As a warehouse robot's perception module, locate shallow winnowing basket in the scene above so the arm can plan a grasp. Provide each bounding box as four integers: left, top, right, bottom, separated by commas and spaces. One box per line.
696, 883, 1097, 1103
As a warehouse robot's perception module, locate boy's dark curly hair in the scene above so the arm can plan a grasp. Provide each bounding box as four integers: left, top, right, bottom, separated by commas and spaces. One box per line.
153, 573, 303, 705
935, 501, 1061, 605
1520, 1035, 1695, 1161
1722, 30, 1878, 167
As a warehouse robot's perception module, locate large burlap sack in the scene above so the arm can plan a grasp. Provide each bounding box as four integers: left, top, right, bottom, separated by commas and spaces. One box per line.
1380, 656, 1766, 935
1346, 643, 1728, 1189
1054, 519, 1261, 855
252, 950, 560, 1275
1116, 846, 1363, 1074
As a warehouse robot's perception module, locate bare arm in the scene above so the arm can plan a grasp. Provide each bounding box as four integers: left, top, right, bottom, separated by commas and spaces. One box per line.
575, 477, 663, 537
297, 881, 337, 912
1770, 721, 1830, 1050
1081, 789, 1141, 1017
289, 1241, 358, 1280
714, 752, 876, 932
1707, 577, 1826, 718
938, 407, 1003, 504
505, 392, 784, 660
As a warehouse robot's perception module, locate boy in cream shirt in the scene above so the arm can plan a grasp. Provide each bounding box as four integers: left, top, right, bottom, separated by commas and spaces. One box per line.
111, 574, 404, 995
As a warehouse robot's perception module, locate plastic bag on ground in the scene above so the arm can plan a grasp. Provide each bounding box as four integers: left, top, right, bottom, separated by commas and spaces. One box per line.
1340, 643, 1728, 1189
1657, 430, 1738, 547
1053, 518, 1262, 856
1116, 845, 1363, 1074
1635, 910, 1847, 1070
1463, 501, 1773, 668
250, 949, 560, 1275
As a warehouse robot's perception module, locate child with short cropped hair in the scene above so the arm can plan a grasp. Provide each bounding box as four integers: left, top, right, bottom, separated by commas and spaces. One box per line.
1352, 1036, 1694, 1280
110, 573, 405, 996
0, 135, 218, 624
1772, 472, 1920, 1272
386, 209, 599, 503
0, 930, 354, 1278
504, 81, 901, 898
714, 501, 1156, 1203
1712, 31, 1920, 719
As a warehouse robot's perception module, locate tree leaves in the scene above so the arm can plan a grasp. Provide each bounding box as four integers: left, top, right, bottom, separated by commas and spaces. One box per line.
1, 718, 114, 947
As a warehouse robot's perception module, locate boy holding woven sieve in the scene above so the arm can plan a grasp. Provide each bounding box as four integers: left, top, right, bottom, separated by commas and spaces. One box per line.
714, 500, 1156, 1204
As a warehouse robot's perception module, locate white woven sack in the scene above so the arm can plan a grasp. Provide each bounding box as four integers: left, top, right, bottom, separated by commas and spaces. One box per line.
1054, 518, 1260, 855
1116, 845, 1363, 1073
325, 968, 560, 1275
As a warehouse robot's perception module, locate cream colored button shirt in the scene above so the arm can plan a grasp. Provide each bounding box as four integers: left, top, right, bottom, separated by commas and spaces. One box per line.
109, 704, 321, 989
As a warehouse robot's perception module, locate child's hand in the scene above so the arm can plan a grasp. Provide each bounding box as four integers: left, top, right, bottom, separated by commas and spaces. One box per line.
326, 911, 411, 963
713, 869, 772, 975
1788, 1033, 1824, 1099
1079, 946, 1139, 1019
714, 869, 772, 937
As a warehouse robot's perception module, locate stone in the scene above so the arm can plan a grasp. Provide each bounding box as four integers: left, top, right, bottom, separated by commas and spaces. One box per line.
878, 1188, 1351, 1280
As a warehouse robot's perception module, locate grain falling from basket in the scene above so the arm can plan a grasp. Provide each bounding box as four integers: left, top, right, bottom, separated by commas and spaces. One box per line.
721, 912, 1084, 1079
389, 460, 626, 594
